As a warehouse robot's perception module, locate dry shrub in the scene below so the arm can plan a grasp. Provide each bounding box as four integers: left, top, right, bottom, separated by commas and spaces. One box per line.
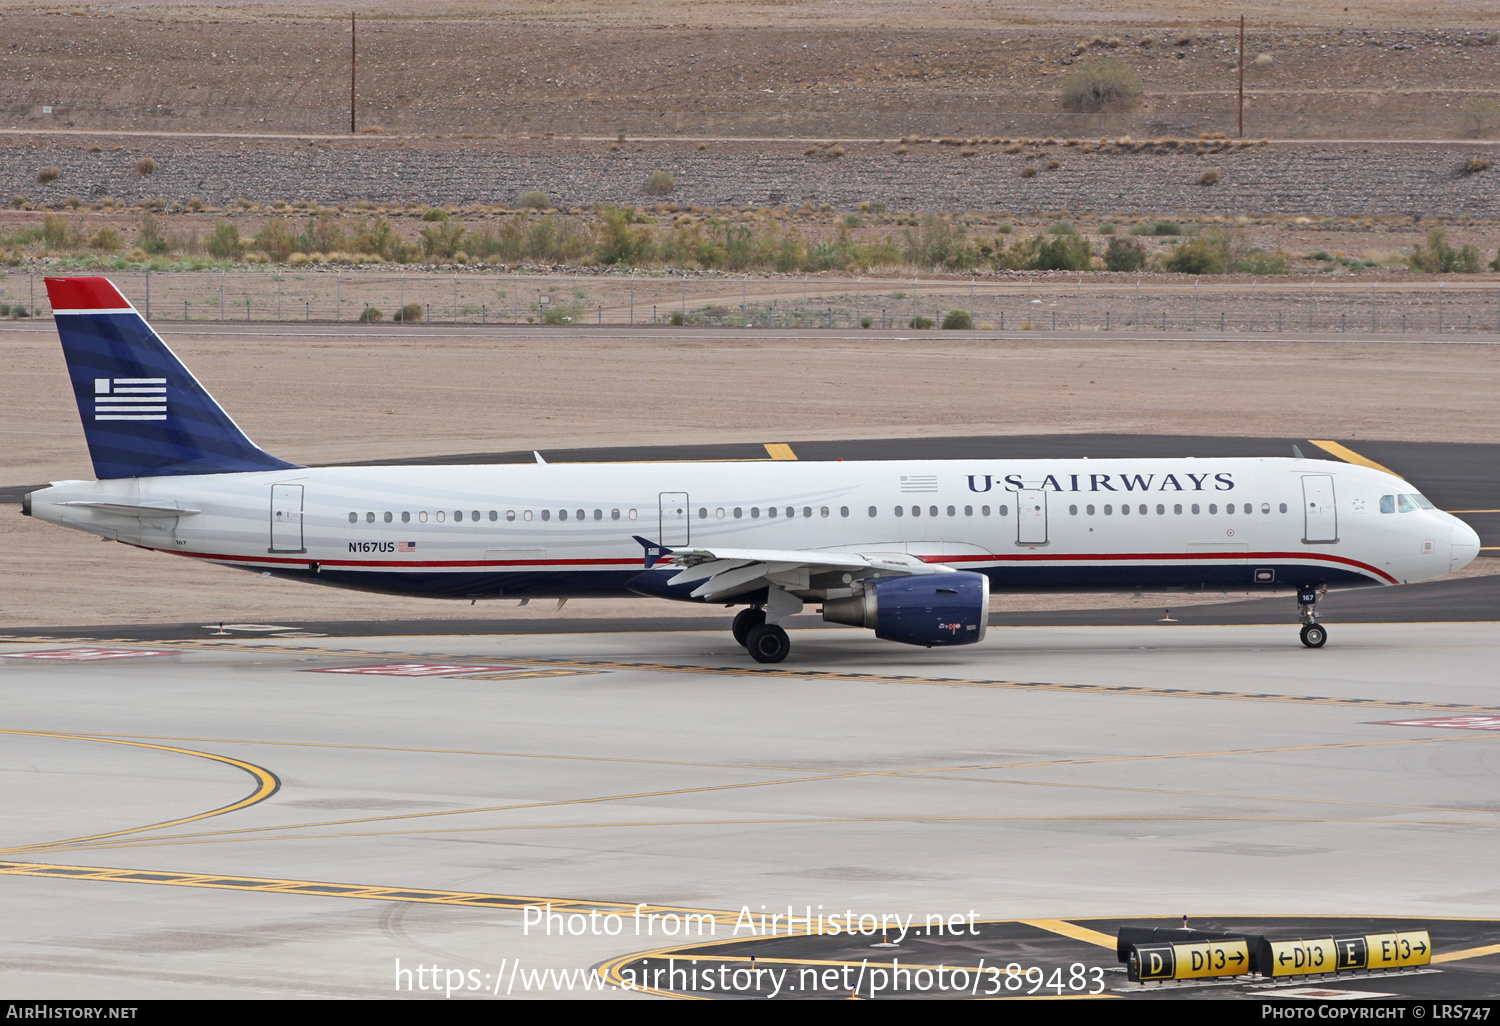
518, 190, 550, 209
828, 145, 846, 158
894, 144, 909, 154
1199, 168, 1220, 186
1464, 158, 1492, 174
1059, 58, 1143, 113
36, 166, 60, 184
360, 125, 385, 135
645, 171, 676, 196
1046, 158, 1061, 170
135, 157, 157, 176
1021, 166, 1037, 178
959, 148, 977, 157
1254, 52, 1274, 66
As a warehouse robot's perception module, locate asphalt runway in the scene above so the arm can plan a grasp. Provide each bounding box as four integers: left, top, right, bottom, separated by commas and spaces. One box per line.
3, 623, 1500, 998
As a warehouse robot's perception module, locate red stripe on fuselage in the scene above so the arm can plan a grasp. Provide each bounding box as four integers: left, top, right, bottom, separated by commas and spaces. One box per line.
144, 546, 1395, 583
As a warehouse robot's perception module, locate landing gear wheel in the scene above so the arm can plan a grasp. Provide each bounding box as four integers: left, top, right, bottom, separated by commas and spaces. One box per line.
1300, 623, 1327, 648
745, 624, 790, 664
732, 608, 766, 648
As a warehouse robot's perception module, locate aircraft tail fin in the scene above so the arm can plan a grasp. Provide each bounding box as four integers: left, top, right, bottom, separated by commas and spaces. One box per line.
45, 276, 301, 479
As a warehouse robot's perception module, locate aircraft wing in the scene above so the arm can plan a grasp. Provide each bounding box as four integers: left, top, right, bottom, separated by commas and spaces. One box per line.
635, 538, 953, 602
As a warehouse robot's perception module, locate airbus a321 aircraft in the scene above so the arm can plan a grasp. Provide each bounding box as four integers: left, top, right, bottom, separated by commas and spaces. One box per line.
24, 277, 1482, 663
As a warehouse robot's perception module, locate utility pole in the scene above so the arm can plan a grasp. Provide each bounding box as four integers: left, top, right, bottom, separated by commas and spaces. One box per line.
350, 12, 357, 134
1238, 15, 1245, 139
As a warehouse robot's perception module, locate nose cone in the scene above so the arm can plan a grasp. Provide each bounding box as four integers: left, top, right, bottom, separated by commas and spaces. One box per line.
1452, 521, 1481, 572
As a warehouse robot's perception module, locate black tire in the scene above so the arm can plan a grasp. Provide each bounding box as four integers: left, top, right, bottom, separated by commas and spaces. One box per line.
746, 624, 790, 664
732, 607, 766, 648
1300, 623, 1327, 648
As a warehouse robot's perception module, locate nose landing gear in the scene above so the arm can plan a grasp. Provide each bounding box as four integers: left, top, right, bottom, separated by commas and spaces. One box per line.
1297, 583, 1328, 648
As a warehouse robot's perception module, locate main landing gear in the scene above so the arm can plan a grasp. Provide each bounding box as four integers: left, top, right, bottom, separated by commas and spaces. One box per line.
1297, 583, 1328, 648
733, 606, 790, 663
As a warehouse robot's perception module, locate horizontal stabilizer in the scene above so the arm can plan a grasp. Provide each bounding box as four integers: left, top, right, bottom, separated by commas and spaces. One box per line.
59, 500, 201, 518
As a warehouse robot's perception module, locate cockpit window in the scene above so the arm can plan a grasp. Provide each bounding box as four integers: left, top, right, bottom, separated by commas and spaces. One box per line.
1397, 494, 1418, 513
1411, 493, 1435, 510
1380, 495, 1395, 514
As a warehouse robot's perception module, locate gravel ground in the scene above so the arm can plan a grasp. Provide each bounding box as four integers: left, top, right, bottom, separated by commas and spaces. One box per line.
7, 139, 1500, 218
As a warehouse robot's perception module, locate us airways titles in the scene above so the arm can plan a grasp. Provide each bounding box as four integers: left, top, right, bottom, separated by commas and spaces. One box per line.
967, 471, 1237, 493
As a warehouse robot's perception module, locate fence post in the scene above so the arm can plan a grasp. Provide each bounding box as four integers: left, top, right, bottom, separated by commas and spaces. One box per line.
184, 299, 188, 321
1249, 278, 1256, 332
1192, 276, 1198, 331
1307, 281, 1313, 331
856, 276, 861, 327
514, 272, 520, 323
145, 269, 150, 320
220, 269, 225, 321
972, 275, 977, 325
1438, 282, 1443, 334
337, 269, 341, 323
1026, 277, 1032, 328
1075, 274, 1080, 330
29, 269, 33, 317
630, 272, 635, 326
1134, 275, 1140, 330
453, 271, 458, 324
682, 273, 687, 322
277, 274, 282, 322
1371, 282, 1376, 332
400, 270, 404, 320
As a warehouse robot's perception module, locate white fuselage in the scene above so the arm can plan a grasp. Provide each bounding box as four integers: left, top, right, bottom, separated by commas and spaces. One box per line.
27, 456, 1480, 602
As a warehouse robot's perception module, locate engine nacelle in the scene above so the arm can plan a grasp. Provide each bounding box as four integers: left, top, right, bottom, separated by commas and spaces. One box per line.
821, 571, 989, 647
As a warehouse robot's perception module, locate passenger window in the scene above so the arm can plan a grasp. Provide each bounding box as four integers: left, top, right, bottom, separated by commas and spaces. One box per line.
733, 507, 743, 519
506, 510, 516, 522
928, 506, 938, 517
1261, 503, 1269, 514
911, 505, 921, 517
946, 505, 956, 517
384, 511, 393, 523
769, 506, 778, 518
840, 506, 849, 517
1224, 504, 1233, 516
821, 506, 830, 518
805, 507, 814, 518
1069, 504, 1078, 515
576, 509, 585, 521
348, 512, 357, 524
611, 509, 620, 521
474, 510, 483, 522
1086, 504, 1095, 515
436, 510, 446, 522
868, 506, 877, 517
1156, 504, 1164, 515
699, 507, 707, 519
540, 510, 549, 521
1208, 504, 1217, 514
751, 507, 760, 519
716, 508, 725, 519
558, 509, 567, 521
1173, 504, 1182, 515
366, 511, 376, 523
1192, 504, 1200, 514
895, 506, 904, 518
1380, 495, 1395, 514
964, 505, 973, 516
523, 510, 532, 521
593, 509, 602, 521
629, 509, 638, 520
982, 505, 992, 516
402, 511, 411, 523
419, 511, 429, 523
490, 510, 498, 521
998, 504, 1008, 516
455, 510, 464, 522
1138, 504, 1147, 515
785, 507, 794, 518
1104, 504, 1113, 515
1279, 503, 1287, 514
1121, 504, 1130, 515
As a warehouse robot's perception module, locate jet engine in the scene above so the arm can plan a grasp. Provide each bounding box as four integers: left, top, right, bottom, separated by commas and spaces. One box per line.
821, 571, 989, 647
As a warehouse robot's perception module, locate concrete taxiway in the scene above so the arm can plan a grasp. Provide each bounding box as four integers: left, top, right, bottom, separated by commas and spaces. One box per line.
3, 622, 1499, 998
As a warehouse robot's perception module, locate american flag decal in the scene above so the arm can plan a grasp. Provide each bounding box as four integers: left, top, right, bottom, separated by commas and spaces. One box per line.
94, 377, 166, 421
399, 541, 416, 552
900, 474, 938, 492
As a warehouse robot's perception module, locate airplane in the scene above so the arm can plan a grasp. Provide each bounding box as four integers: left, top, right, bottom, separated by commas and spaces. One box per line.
22, 276, 1483, 663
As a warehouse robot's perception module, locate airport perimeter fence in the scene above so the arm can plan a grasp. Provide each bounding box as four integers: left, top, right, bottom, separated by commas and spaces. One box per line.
6, 269, 1500, 337
6, 103, 1500, 142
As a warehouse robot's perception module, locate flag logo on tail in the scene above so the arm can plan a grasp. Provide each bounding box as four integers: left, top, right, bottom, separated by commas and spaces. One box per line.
94, 377, 166, 421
